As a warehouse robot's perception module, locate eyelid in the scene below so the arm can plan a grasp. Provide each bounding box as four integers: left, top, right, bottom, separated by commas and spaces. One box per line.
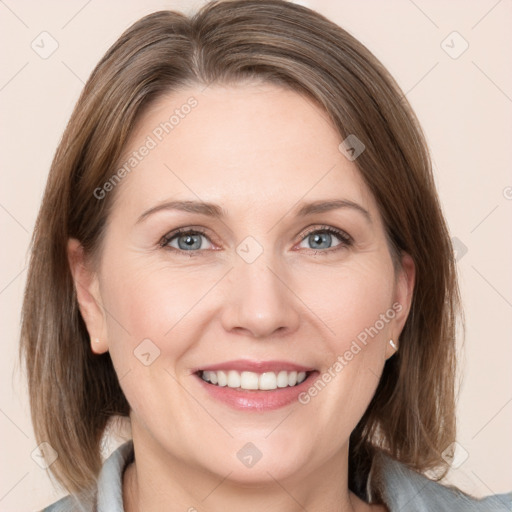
298, 224, 353, 245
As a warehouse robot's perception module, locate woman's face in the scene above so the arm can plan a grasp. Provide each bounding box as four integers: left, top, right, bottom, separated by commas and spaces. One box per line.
71, 83, 414, 484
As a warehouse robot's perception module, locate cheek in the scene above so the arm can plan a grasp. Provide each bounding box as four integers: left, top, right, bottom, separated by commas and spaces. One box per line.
97, 259, 211, 426
98, 251, 228, 376
302, 254, 396, 348
294, 255, 396, 438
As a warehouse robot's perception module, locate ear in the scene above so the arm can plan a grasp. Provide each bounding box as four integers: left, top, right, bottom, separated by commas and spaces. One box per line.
67, 238, 109, 354
385, 251, 415, 359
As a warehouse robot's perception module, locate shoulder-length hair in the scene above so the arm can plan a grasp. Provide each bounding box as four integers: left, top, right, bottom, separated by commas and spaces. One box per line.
20, 0, 460, 501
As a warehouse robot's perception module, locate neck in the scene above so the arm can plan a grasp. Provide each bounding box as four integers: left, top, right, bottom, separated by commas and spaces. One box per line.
122, 424, 378, 512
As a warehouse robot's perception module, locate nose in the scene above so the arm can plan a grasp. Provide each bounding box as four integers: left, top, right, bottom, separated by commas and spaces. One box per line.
220, 253, 301, 339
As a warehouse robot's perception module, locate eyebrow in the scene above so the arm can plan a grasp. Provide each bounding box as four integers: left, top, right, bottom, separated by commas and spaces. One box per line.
136, 198, 371, 224
136, 200, 224, 224
296, 199, 371, 223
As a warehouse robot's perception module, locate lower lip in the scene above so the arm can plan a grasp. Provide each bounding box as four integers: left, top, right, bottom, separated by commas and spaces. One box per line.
195, 372, 319, 411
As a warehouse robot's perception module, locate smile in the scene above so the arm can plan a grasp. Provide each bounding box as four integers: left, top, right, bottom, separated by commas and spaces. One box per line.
199, 369, 310, 390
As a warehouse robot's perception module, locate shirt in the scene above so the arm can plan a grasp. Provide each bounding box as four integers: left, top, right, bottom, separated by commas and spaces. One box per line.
43, 440, 512, 511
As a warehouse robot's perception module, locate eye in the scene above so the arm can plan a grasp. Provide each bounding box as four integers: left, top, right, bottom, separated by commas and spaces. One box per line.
297, 226, 352, 253
160, 228, 214, 253
159, 225, 352, 255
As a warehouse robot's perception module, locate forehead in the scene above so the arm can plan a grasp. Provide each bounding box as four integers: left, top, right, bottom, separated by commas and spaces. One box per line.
111, 83, 374, 218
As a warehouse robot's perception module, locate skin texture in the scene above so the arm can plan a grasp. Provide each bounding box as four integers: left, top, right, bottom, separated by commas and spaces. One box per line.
68, 83, 415, 512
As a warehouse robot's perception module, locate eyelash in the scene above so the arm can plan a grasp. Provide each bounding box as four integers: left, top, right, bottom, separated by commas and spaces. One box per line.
159, 225, 353, 256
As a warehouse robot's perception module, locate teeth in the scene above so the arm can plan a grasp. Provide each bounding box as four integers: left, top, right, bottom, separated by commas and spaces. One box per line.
276, 370, 289, 388
201, 370, 308, 390
217, 370, 227, 386
227, 370, 241, 388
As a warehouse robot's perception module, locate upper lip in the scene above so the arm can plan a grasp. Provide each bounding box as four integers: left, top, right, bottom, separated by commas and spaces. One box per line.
194, 359, 316, 373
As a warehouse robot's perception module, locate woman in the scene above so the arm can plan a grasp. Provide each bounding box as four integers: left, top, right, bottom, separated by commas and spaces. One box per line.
20, 0, 511, 510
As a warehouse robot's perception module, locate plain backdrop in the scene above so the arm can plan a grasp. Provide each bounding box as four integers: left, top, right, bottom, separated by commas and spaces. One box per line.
1, 0, 511, 510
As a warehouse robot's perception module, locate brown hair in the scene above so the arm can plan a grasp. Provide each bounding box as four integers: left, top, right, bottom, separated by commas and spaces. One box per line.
20, 0, 460, 502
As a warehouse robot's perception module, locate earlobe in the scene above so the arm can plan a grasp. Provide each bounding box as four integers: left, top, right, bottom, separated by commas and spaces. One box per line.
90, 336, 109, 355
385, 338, 399, 359
67, 238, 109, 354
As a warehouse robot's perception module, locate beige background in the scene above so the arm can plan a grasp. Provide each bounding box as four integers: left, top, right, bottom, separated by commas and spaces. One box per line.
1, 0, 511, 510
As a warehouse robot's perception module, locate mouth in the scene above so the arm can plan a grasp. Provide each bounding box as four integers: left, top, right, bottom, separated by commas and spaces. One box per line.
191, 359, 320, 412
196, 369, 313, 391
192, 360, 319, 411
